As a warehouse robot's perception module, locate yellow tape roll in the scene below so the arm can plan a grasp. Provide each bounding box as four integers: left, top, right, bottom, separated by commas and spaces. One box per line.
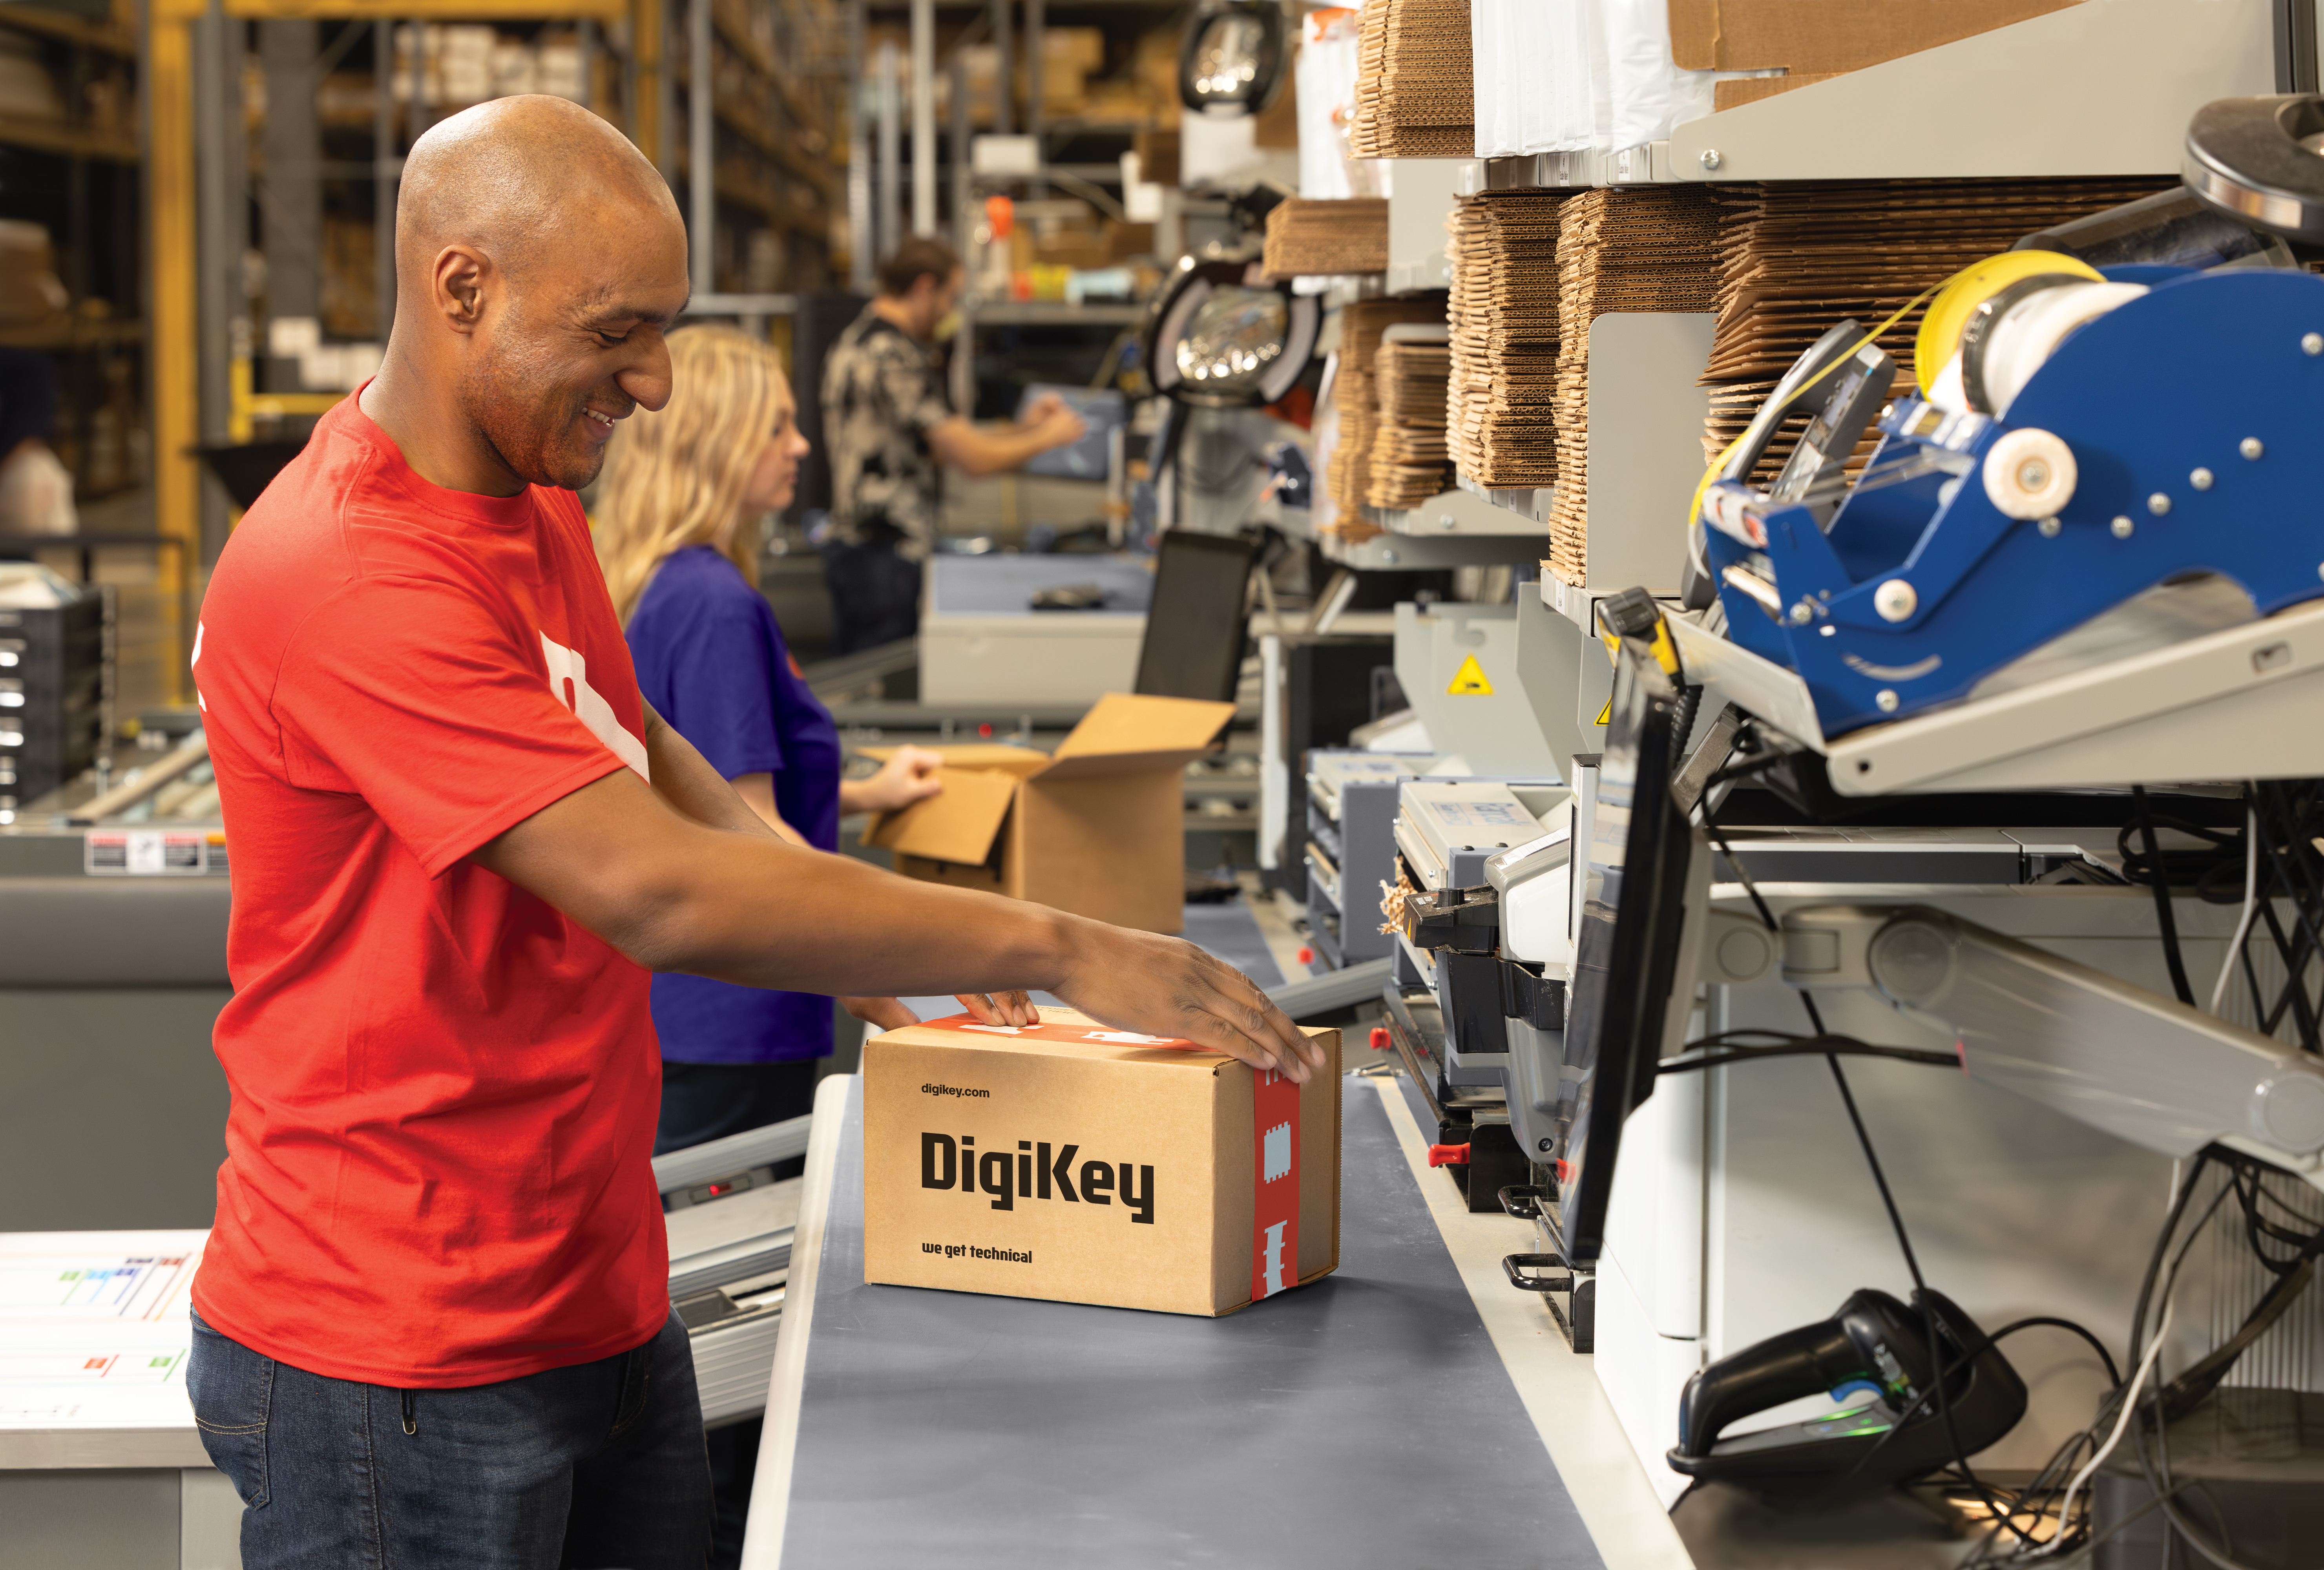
1913, 249, 2102, 396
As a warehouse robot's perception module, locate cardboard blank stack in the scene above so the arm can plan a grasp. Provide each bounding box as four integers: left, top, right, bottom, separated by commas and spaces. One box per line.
1446, 188, 1569, 489
1262, 197, 1390, 280
1699, 178, 2172, 484
1366, 340, 1453, 510
1544, 186, 1720, 586
1327, 296, 1449, 528
1346, 0, 1471, 158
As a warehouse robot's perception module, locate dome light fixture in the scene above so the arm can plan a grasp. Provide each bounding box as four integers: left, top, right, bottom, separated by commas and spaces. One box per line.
1178, 1, 1289, 119
1143, 256, 1320, 410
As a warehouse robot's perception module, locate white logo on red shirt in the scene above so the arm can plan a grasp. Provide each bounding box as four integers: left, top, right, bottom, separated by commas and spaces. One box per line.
540, 632, 651, 782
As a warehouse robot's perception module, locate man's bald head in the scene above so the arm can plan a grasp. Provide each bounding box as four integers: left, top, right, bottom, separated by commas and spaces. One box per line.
397, 94, 677, 289
369, 93, 691, 496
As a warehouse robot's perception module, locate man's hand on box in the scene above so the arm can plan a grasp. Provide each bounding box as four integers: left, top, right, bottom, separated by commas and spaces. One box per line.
843, 990, 1039, 1034
1055, 925, 1324, 1083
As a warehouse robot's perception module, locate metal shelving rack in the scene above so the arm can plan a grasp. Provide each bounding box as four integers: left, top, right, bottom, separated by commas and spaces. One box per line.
143, 0, 845, 697
0, 2, 146, 508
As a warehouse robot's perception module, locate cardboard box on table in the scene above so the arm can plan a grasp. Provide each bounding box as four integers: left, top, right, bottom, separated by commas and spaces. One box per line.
862, 1008, 1342, 1316
861, 692, 1237, 935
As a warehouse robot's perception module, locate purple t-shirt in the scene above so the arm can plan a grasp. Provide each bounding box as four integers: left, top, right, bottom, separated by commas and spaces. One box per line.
626, 545, 840, 1063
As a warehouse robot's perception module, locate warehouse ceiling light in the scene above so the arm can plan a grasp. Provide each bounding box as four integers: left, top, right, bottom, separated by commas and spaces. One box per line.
1143, 257, 1320, 409
1178, 1, 1288, 118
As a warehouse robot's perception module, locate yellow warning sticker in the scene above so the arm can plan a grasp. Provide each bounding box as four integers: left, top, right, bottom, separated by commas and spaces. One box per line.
1594, 699, 1611, 727
1447, 654, 1494, 696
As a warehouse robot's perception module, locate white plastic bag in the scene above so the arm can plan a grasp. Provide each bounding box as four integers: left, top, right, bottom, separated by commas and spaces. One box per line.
1599, 0, 1716, 152
0, 442, 78, 537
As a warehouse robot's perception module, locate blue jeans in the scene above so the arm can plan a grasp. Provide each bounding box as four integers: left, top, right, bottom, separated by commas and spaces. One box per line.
187, 1306, 712, 1569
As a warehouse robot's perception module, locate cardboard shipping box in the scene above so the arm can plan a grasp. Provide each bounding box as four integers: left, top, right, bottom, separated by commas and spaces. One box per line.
1666, 0, 2076, 109
863, 1009, 1342, 1316
862, 692, 1236, 934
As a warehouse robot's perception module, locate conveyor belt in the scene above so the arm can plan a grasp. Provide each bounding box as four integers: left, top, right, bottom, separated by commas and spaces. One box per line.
756, 1077, 1607, 1568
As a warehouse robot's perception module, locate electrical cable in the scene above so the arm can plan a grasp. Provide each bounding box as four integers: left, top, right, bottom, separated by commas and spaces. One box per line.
2035, 1299, 2174, 1558
1955, 1159, 2229, 1567
1661, 1046, 1956, 1073
2131, 785, 2198, 1006
1659, 1039, 1961, 1075
2120, 1154, 2301, 1570
2242, 781, 2324, 1051
2208, 803, 2260, 1016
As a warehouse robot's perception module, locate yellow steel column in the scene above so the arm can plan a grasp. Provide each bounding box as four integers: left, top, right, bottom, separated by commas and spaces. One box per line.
148, 0, 201, 703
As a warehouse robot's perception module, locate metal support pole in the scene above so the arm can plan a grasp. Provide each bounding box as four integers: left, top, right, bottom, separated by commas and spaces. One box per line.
406, 20, 432, 144
988, 0, 1010, 136
654, 0, 675, 184
374, 19, 396, 344
146, 0, 200, 689
259, 20, 319, 388
576, 17, 596, 113
192, 0, 238, 562
846, 0, 871, 290
1026, 0, 1042, 153
689, 0, 712, 296
875, 37, 900, 266
909, 0, 935, 238
949, 47, 971, 259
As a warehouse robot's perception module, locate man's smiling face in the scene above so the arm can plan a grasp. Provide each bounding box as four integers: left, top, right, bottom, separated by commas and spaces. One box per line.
456, 201, 691, 492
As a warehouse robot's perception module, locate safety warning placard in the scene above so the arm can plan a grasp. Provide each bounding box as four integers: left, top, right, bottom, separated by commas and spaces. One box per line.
1446, 654, 1494, 696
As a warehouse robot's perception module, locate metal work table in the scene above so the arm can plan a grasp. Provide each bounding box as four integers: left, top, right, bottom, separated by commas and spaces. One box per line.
741, 1072, 1694, 1570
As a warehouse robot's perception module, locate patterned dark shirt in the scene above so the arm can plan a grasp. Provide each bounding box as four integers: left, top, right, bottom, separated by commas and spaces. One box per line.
821, 307, 951, 559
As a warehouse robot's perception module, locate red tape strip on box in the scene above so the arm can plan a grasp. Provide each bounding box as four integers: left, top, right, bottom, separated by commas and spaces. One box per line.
1249, 1064, 1300, 1302
914, 1014, 1300, 1304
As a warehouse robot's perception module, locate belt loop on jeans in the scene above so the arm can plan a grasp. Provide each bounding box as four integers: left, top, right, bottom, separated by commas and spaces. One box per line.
400, 1389, 416, 1437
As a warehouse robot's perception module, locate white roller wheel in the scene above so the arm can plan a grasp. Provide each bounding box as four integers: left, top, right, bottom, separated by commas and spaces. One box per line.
1983, 427, 2078, 521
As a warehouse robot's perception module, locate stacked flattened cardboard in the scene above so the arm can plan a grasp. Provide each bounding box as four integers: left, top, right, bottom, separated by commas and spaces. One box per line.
1365, 340, 1453, 510
1326, 296, 1449, 530
1345, 0, 1471, 159
1544, 187, 1721, 585
1446, 189, 1568, 490
1261, 197, 1390, 280
1699, 178, 2173, 484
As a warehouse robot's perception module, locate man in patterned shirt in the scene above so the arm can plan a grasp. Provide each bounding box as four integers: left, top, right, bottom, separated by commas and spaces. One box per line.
820, 237, 1086, 652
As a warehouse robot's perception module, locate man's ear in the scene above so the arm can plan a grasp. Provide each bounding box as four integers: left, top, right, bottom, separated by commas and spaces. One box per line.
431, 243, 493, 334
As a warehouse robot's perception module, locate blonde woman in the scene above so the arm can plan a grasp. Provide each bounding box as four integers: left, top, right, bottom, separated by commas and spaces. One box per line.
595, 324, 954, 1161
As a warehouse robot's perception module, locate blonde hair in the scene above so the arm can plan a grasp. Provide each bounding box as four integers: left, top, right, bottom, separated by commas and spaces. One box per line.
594, 323, 791, 624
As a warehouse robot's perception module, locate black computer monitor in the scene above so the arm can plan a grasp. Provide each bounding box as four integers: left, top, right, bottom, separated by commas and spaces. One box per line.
1553, 637, 1702, 1265
1132, 529, 1260, 703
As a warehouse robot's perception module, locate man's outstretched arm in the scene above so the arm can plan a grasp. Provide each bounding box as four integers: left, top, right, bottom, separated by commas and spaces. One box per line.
470, 750, 1324, 1081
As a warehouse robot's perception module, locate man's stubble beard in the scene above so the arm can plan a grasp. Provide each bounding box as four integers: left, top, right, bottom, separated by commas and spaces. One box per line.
458, 333, 606, 493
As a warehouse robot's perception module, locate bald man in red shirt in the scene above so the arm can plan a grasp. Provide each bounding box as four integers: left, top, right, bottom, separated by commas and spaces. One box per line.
184, 94, 1318, 1570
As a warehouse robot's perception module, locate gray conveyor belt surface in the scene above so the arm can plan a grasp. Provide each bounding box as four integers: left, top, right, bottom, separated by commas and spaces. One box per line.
772, 1077, 1605, 1568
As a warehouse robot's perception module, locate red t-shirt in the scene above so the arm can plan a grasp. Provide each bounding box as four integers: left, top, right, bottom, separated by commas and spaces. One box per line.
190, 392, 668, 1387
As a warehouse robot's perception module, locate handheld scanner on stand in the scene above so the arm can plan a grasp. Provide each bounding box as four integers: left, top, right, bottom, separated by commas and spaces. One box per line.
1668, 1288, 2026, 1504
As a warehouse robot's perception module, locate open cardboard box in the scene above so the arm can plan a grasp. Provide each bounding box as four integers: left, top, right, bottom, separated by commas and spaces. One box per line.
861, 692, 1237, 935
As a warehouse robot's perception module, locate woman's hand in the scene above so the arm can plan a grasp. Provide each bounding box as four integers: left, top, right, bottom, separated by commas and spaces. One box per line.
842, 989, 1040, 1035
840, 745, 945, 816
